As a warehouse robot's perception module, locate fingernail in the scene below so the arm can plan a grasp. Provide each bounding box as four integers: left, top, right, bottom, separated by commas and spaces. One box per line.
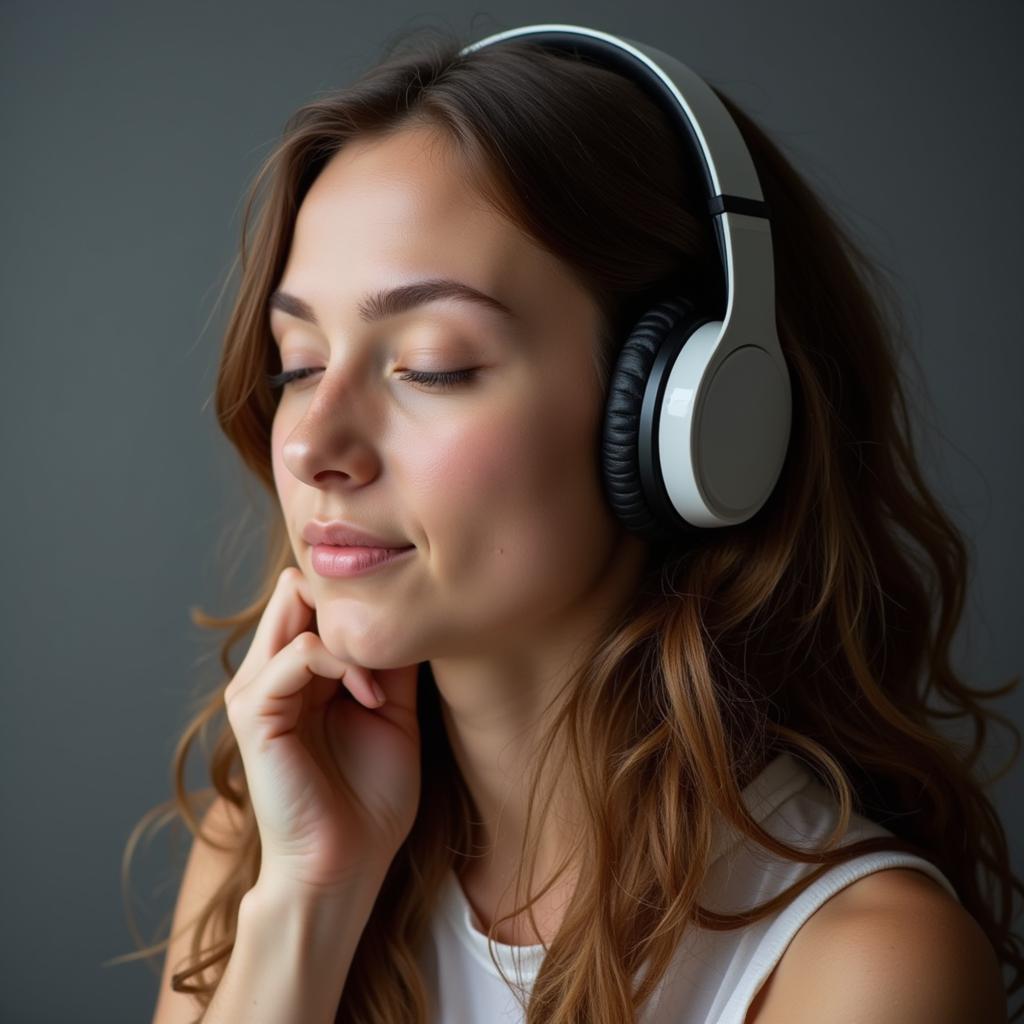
372, 681, 387, 705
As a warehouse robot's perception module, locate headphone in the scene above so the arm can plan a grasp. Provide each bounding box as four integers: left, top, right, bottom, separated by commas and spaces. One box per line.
458, 24, 792, 547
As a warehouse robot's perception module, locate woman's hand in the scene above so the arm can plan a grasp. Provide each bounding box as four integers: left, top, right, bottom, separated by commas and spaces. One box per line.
223, 567, 422, 897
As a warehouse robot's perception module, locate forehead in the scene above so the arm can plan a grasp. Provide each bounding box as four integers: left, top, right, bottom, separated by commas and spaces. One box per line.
279, 127, 584, 331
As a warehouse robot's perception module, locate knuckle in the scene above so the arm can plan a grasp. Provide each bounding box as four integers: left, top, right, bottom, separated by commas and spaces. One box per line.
224, 676, 251, 715
224, 689, 244, 721
290, 630, 321, 657
223, 671, 247, 704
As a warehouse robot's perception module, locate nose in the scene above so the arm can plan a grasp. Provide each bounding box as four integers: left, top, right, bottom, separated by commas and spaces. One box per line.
278, 363, 383, 488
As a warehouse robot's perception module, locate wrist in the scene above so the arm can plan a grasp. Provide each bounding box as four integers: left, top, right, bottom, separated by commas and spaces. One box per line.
242, 868, 386, 925
204, 873, 382, 1024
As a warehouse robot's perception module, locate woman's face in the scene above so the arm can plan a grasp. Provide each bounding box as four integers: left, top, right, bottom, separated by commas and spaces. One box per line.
270, 126, 650, 668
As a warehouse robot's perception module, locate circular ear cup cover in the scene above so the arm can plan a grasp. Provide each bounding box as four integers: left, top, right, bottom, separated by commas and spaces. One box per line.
601, 294, 705, 545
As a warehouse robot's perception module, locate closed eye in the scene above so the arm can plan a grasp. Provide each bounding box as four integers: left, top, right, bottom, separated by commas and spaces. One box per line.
265, 367, 479, 392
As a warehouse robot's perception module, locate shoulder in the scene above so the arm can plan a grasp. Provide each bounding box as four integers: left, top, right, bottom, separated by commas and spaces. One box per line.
745, 867, 1007, 1024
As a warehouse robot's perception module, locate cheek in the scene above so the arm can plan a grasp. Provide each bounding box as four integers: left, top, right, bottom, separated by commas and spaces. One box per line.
414, 395, 605, 581
270, 414, 299, 510
270, 415, 285, 487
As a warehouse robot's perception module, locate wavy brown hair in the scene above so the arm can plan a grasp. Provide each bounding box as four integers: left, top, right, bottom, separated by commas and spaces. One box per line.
106, 24, 1023, 1022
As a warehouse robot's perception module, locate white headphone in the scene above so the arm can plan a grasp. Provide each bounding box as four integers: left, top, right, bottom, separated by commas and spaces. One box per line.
459, 24, 792, 543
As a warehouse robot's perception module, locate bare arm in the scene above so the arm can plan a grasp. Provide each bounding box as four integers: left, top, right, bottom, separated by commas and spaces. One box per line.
201, 872, 385, 1024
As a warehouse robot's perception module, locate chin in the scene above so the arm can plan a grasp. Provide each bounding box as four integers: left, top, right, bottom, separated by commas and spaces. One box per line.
313, 620, 395, 668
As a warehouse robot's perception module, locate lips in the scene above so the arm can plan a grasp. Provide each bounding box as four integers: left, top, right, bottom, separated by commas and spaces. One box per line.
309, 543, 415, 578
301, 519, 413, 549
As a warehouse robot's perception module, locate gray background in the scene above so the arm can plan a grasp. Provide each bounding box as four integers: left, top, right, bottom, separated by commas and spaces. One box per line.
3, 1, 1022, 1021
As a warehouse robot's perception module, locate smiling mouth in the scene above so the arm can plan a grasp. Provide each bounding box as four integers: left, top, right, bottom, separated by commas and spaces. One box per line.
309, 543, 415, 578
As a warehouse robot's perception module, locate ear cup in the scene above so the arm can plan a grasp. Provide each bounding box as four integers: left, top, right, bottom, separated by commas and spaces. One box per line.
601, 294, 710, 545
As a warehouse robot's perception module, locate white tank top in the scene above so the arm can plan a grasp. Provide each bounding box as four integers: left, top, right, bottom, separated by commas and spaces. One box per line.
415, 750, 959, 1023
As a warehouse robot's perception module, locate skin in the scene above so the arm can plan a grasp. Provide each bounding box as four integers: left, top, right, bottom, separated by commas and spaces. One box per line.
263, 125, 1009, 1015
745, 868, 1008, 1023
268, 124, 652, 944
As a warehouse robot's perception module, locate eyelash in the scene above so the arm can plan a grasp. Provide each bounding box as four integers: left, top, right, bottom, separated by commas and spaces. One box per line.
265, 367, 479, 393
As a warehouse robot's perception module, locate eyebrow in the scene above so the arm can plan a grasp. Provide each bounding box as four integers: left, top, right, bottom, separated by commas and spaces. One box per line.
268, 277, 519, 328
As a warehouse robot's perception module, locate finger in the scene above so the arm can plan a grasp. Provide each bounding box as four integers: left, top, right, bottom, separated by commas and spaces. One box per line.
234, 567, 315, 686
227, 631, 383, 736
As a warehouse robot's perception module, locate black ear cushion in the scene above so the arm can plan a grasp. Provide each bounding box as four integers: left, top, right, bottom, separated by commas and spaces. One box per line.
601, 295, 702, 542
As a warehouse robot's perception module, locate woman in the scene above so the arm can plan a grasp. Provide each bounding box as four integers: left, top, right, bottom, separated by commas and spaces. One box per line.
114, 24, 1018, 1023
